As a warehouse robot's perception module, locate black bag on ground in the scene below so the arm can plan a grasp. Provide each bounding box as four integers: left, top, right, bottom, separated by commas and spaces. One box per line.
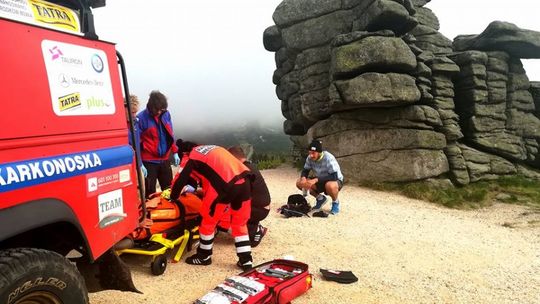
278, 194, 311, 218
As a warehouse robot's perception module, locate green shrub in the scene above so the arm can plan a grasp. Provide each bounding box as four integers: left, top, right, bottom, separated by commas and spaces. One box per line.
252, 153, 287, 170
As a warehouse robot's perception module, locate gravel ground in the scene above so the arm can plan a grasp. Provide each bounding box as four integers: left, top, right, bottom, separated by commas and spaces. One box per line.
90, 165, 540, 304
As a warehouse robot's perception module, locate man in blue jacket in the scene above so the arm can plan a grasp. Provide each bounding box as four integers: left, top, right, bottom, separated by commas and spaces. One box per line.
137, 91, 180, 197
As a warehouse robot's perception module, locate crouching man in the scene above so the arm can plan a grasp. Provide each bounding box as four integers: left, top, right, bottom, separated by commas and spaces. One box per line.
296, 140, 344, 215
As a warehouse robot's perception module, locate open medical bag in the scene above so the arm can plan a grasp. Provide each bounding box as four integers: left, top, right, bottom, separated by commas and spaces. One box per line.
195, 259, 312, 304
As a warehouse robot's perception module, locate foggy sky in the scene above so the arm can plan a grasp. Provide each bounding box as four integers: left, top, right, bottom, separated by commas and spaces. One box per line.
92, 0, 540, 136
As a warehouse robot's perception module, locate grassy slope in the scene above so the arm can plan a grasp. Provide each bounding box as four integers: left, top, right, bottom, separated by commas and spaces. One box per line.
364, 175, 540, 210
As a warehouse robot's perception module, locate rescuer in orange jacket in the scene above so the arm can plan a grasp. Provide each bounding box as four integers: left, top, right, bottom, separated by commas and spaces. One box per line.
170, 140, 254, 270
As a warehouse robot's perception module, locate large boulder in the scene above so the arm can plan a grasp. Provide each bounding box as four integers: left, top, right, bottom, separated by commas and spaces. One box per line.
530, 82, 540, 116
469, 131, 527, 161
331, 36, 417, 77
459, 144, 517, 182
263, 25, 282, 51
411, 0, 430, 7
307, 105, 443, 139
353, 0, 418, 35
295, 46, 331, 70
281, 10, 353, 50
283, 120, 306, 135
319, 128, 447, 157
453, 21, 540, 58
272, 0, 342, 27
333, 72, 421, 108
414, 6, 439, 30
339, 149, 449, 182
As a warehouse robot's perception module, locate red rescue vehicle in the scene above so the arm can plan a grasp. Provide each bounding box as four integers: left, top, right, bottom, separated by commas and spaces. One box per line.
0, 0, 144, 303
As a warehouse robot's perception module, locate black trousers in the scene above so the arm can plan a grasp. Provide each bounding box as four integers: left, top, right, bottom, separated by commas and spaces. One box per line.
143, 160, 172, 197
247, 207, 270, 238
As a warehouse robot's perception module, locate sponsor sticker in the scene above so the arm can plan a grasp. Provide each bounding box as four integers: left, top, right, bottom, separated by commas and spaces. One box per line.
98, 189, 125, 228
0, 0, 81, 34
41, 40, 115, 116
0, 146, 133, 193
58, 92, 81, 111
29, 0, 79, 32
119, 169, 130, 183
88, 177, 98, 192
86, 165, 132, 196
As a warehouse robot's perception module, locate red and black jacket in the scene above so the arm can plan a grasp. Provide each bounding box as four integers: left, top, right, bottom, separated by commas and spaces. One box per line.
137, 109, 178, 162
170, 145, 251, 200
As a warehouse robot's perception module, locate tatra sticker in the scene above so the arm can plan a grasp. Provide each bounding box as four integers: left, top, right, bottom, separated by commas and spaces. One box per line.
58, 92, 81, 111
29, 0, 79, 32
0, 0, 81, 34
41, 40, 115, 116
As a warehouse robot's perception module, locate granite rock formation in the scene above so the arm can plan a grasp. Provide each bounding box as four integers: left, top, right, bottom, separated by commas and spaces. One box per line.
264, 0, 540, 184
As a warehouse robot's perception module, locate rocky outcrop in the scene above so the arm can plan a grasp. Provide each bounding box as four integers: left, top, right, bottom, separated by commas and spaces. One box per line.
264, 0, 540, 184
450, 25, 540, 173
454, 21, 540, 58
305, 105, 448, 182
531, 82, 540, 117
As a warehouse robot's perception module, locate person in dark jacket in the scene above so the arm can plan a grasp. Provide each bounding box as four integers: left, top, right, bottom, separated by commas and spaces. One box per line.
170, 140, 254, 271
137, 91, 180, 197
225, 146, 270, 247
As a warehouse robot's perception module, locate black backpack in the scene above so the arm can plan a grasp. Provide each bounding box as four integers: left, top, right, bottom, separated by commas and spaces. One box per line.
279, 194, 311, 218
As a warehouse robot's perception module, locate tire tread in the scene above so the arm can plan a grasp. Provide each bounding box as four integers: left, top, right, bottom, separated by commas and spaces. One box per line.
0, 248, 88, 304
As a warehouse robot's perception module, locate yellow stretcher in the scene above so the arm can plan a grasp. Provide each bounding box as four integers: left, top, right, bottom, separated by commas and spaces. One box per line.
117, 226, 200, 275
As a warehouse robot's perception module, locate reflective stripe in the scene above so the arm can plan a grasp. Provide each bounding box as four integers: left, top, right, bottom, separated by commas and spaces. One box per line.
200, 243, 213, 250
236, 245, 251, 253
234, 235, 250, 243
200, 233, 215, 241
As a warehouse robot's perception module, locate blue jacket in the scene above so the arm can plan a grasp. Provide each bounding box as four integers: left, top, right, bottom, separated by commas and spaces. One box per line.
137, 109, 178, 162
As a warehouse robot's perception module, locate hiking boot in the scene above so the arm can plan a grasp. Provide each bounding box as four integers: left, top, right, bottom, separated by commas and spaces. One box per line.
237, 260, 253, 271
330, 202, 340, 215
185, 254, 212, 266
312, 195, 328, 210
251, 225, 268, 248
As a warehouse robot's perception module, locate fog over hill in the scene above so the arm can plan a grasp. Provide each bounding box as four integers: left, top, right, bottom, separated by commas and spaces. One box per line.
174, 120, 291, 154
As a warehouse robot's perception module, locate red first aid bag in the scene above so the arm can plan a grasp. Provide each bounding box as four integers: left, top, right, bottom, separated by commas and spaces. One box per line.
196, 259, 312, 304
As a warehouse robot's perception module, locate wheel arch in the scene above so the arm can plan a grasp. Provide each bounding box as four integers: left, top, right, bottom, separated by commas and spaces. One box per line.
0, 199, 91, 259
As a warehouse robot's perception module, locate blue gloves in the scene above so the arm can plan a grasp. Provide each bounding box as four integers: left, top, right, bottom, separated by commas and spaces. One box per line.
173, 153, 180, 166
184, 185, 196, 193
141, 164, 148, 178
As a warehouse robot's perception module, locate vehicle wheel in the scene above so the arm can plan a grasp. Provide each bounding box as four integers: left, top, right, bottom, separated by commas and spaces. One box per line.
0, 248, 88, 304
150, 254, 167, 276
